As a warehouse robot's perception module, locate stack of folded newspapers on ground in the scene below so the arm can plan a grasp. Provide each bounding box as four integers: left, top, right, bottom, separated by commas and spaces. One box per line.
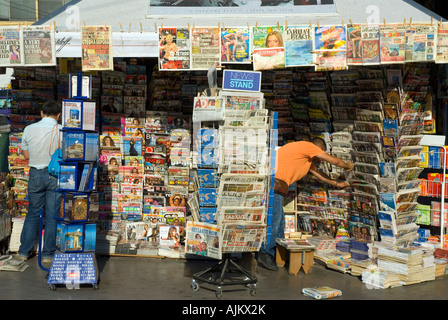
376, 246, 423, 285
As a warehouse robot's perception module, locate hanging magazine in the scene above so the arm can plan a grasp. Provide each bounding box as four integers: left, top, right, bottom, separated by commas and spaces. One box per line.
252, 25, 285, 71
23, 26, 56, 66
190, 27, 221, 70
81, 25, 113, 71
436, 23, 448, 64
313, 25, 347, 71
158, 27, 191, 70
284, 26, 314, 67
221, 27, 251, 64
361, 25, 380, 65
405, 24, 435, 62
0, 27, 23, 66
380, 24, 406, 64
347, 24, 362, 65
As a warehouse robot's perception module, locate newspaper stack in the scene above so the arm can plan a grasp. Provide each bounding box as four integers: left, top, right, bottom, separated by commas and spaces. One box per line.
0, 255, 28, 272
434, 258, 448, 277
361, 266, 402, 289
9, 215, 26, 253
421, 253, 436, 282
376, 246, 423, 285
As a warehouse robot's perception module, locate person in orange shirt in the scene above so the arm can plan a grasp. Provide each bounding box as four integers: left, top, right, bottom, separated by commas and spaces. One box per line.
256, 137, 353, 271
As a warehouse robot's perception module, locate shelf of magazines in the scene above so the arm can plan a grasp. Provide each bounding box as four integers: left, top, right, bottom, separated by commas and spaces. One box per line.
416, 136, 447, 248
185, 92, 276, 261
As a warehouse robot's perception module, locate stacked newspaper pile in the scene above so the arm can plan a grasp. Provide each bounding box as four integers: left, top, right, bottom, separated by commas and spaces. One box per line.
0, 255, 28, 272
361, 266, 402, 289
376, 246, 423, 285
9, 215, 26, 252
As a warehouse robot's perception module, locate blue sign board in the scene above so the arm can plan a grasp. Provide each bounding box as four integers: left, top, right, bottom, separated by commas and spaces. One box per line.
222, 70, 262, 92
48, 253, 98, 288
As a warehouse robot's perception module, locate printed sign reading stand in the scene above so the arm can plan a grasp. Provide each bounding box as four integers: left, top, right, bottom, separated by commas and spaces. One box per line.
222, 70, 262, 92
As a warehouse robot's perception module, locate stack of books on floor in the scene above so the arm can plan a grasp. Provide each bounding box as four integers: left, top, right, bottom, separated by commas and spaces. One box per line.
350, 259, 373, 277
376, 246, 423, 285
8, 215, 25, 253
361, 266, 402, 289
421, 252, 436, 282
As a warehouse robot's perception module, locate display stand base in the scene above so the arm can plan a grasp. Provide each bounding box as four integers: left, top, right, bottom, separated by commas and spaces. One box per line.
191, 253, 257, 299
47, 252, 99, 291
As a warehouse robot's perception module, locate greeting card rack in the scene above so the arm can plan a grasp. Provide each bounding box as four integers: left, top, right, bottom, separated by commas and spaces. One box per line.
46, 73, 100, 290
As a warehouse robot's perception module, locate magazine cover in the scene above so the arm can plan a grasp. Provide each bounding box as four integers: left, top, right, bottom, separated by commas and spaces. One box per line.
81, 25, 113, 71
221, 27, 251, 64
186, 221, 221, 260
101, 95, 123, 114
380, 24, 406, 64
252, 26, 285, 71
121, 136, 142, 157
405, 24, 435, 62
0, 27, 23, 66
124, 96, 146, 117
22, 26, 56, 66
302, 286, 342, 299
361, 25, 380, 65
347, 24, 362, 65
284, 26, 314, 67
221, 223, 265, 253
436, 23, 448, 63
159, 27, 191, 70
190, 27, 221, 70
313, 25, 347, 71
159, 225, 181, 247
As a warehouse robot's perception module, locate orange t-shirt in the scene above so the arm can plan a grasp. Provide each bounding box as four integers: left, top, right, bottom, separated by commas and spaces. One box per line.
275, 141, 326, 186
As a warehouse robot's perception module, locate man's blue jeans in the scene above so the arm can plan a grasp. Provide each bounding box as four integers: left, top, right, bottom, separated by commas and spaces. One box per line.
260, 192, 285, 257
19, 168, 61, 259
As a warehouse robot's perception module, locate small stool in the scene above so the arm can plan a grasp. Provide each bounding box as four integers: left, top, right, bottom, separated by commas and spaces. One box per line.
276, 245, 314, 275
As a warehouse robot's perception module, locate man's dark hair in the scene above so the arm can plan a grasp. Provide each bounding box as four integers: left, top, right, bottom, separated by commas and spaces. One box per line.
42, 100, 62, 116
311, 137, 327, 150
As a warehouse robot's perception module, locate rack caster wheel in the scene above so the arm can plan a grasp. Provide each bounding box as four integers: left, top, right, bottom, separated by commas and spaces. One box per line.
48, 284, 56, 291
215, 286, 223, 299
248, 283, 257, 296
191, 279, 200, 292
93, 284, 99, 290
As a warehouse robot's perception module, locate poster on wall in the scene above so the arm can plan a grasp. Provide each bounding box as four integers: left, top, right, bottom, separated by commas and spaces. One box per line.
380, 24, 406, 64
158, 27, 191, 70
23, 26, 56, 66
147, 0, 337, 16
252, 26, 285, 71
81, 25, 113, 71
405, 24, 435, 62
0, 27, 23, 66
221, 27, 251, 64
361, 25, 380, 65
284, 26, 314, 67
346, 24, 362, 65
313, 25, 347, 71
436, 23, 448, 64
190, 27, 221, 70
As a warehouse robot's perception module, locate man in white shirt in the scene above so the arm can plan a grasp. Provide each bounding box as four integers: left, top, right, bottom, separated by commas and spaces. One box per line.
16, 100, 62, 264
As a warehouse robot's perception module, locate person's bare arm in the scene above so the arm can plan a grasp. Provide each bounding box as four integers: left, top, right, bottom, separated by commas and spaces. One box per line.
21, 150, 29, 160
309, 167, 350, 188
314, 152, 354, 171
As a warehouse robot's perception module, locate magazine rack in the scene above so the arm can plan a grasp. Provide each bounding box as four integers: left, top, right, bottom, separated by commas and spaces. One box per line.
418, 135, 447, 248
188, 88, 278, 298
45, 73, 100, 290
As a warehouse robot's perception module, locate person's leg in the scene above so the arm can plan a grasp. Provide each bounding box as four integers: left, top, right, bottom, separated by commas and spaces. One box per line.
257, 193, 284, 270
262, 193, 285, 255
18, 169, 46, 259
42, 173, 61, 259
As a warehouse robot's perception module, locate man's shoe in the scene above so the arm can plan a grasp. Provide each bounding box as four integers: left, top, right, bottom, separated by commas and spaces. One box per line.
13, 254, 28, 261
42, 257, 53, 263
256, 252, 279, 271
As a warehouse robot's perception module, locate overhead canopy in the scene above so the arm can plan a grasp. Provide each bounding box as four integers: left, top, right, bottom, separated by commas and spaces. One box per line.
34, 0, 445, 58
